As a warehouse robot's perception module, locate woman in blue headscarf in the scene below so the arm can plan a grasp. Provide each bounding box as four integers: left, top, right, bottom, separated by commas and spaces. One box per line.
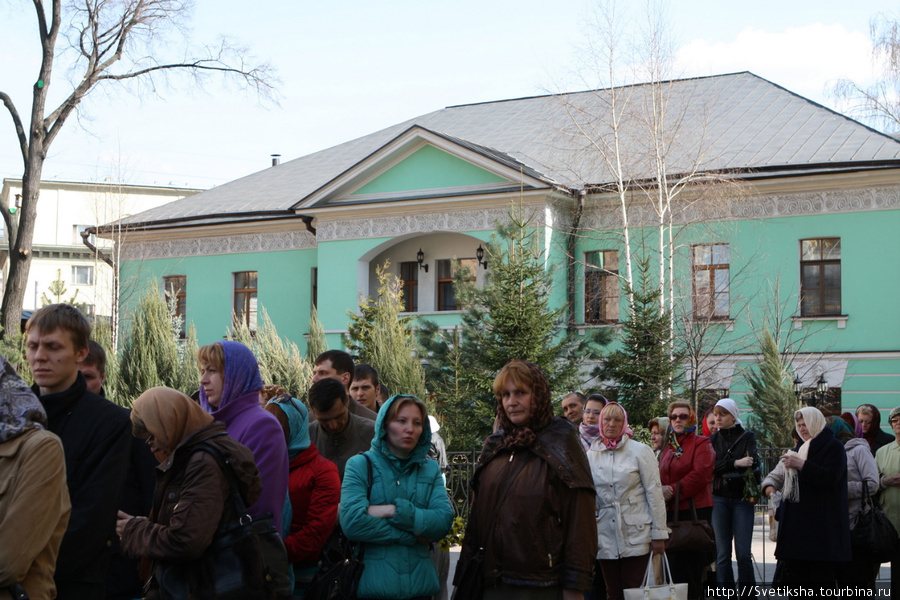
266, 395, 340, 597
197, 341, 289, 532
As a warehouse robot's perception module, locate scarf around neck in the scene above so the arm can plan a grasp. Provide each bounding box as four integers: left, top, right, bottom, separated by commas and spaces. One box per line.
783, 406, 826, 502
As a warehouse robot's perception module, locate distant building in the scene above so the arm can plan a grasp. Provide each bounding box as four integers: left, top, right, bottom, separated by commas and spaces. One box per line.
0, 178, 200, 319
100, 72, 900, 423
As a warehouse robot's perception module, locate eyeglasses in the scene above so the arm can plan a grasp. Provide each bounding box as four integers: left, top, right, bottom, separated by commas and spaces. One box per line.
669, 413, 691, 421
583, 409, 603, 416
145, 434, 155, 447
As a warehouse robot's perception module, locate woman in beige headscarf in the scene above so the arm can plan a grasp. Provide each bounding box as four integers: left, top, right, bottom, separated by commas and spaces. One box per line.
115, 387, 263, 598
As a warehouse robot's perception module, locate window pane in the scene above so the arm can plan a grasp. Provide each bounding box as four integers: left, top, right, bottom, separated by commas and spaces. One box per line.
602, 251, 618, 271
823, 263, 840, 288
801, 239, 819, 260
824, 288, 841, 314
712, 244, 729, 265
456, 259, 476, 281
800, 294, 817, 315
714, 291, 730, 317
822, 238, 841, 260
801, 265, 820, 289
714, 269, 729, 294
437, 259, 452, 279
586, 251, 602, 270
693, 245, 712, 266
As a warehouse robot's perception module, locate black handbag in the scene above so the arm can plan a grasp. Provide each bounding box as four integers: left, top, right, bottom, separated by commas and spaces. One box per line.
450, 452, 529, 600
199, 444, 292, 600
305, 454, 373, 600
851, 479, 898, 563
665, 484, 716, 553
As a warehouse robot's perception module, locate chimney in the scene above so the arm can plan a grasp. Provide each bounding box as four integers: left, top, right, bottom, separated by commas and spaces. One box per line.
271, 154, 281, 167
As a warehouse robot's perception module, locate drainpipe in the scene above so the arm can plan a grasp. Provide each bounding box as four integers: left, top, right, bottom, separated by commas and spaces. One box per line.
81, 227, 114, 268
300, 215, 316, 235
566, 189, 585, 333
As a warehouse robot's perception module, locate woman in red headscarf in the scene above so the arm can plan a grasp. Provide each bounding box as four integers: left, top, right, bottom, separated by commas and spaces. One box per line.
658, 400, 715, 599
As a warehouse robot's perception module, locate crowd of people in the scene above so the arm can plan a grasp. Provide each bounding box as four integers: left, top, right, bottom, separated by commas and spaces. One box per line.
3, 302, 900, 600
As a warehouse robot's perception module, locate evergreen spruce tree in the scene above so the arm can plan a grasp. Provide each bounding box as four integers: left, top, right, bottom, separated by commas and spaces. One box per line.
596, 258, 679, 427
345, 262, 426, 400
118, 288, 180, 404
174, 323, 200, 397
306, 305, 328, 363
419, 204, 610, 448
228, 307, 312, 399
744, 329, 799, 448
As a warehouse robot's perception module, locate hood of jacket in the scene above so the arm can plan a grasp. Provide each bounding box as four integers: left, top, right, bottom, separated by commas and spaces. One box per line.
845, 437, 869, 452
370, 394, 432, 465
268, 395, 311, 460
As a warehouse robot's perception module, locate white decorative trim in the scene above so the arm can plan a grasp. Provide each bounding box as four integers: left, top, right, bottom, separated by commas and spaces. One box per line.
317, 208, 526, 241
792, 315, 849, 330
120, 231, 317, 261
584, 186, 900, 229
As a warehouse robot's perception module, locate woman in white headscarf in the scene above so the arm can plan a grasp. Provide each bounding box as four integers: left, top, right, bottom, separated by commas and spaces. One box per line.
761, 406, 851, 587
708, 398, 760, 595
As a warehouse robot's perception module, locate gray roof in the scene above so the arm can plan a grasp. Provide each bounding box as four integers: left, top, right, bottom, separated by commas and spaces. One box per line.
115, 72, 900, 229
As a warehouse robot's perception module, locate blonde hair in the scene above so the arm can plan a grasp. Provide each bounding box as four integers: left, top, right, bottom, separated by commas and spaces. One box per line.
197, 342, 225, 372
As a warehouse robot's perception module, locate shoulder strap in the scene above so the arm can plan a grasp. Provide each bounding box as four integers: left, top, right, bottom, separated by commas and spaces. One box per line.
194, 443, 250, 517
724, 431, 750, 457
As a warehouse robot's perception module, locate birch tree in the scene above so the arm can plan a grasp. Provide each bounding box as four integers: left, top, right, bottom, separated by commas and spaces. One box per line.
0, 0, 276, 337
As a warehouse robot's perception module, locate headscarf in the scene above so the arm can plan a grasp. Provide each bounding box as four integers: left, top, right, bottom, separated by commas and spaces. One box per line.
495, 359, 554, 450
198, 341, 264, 412
858, 403, 884, 451
600, 402, 629, 450
840, 412, 863, 438
0, 355, 46, 443
132, 386, 214, 454
667, 406, 697, 458
714, 397, 743, 427
579, 421, 601, 451
267, 396, 311, 460
701, 408, 715, 436
783, 406, 826, 502
826, 415, 855, 444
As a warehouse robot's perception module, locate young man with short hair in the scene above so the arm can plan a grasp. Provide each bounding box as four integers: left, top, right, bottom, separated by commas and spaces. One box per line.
78, 339, 106, 395
350, 363, 382, 413
312, 350, 377, 420
308, 377, 375, 479
25, 304, 131, 600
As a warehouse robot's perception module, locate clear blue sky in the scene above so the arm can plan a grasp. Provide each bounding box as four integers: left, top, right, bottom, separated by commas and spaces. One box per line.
0, 0, 888, 189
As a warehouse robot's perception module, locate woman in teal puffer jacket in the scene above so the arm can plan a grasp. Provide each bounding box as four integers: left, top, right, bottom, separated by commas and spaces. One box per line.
340, 394, 453, 600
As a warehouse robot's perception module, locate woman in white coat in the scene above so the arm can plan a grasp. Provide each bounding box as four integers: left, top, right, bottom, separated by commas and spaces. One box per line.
588, 402, 669, 600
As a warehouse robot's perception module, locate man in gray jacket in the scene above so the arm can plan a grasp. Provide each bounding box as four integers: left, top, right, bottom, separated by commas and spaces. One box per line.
308, 377, 375, 480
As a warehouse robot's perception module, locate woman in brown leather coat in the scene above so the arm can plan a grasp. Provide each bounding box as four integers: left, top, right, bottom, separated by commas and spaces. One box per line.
115, 387, 263, 599
454, 359, 597, 600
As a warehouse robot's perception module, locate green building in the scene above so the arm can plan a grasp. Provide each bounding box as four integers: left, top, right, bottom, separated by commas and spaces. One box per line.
103, 72, 900, 422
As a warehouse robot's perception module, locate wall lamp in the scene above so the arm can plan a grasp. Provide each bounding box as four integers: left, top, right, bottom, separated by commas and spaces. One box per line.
793, 374, 829, 407
417, 248, 428, 272
476, 244, 488, 269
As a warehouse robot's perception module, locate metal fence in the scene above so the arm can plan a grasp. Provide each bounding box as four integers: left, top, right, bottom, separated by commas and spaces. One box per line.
445, 447, 791, 521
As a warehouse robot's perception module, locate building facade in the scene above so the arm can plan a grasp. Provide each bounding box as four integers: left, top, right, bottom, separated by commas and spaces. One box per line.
104, 72, 900, 421
1, 178, 200, 318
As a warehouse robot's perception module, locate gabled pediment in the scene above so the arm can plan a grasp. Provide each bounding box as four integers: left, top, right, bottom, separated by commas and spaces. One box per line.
293, 126, 549, 210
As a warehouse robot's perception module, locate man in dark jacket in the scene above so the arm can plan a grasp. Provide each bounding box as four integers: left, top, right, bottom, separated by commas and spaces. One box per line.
26, 304, 131, 600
